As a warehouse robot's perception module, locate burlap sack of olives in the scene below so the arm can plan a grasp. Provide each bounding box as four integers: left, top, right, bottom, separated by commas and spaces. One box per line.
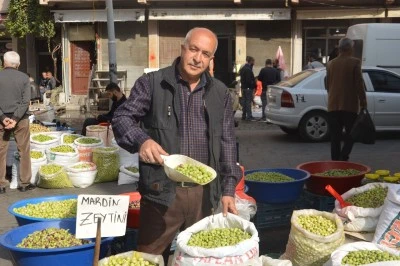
281, 209, 345, 266
37, 163, 73, 189
93, 147, 120, 183
334, 183, 389, 232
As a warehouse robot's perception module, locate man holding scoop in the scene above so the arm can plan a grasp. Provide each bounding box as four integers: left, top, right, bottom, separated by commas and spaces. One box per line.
112, 27, 241, 263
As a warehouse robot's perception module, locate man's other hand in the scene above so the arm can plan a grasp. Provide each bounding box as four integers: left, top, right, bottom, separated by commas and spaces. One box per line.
139, 139, 169, 165
221, 196, 238, 217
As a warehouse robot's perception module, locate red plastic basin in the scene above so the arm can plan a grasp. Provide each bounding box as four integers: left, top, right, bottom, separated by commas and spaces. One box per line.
121, 192, 141, 229
297, 161, 371, 196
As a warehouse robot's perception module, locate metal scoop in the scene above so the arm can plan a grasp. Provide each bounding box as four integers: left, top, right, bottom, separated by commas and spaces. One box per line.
325, 185, 352, 208
161, 154, 217, 185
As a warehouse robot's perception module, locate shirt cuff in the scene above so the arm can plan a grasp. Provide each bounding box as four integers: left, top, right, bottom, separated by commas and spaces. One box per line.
136, 133, 151, 149
222, 176, 237, 197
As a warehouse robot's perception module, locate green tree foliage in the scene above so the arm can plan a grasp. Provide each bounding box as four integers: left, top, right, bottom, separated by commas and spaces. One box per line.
5, 0, 55, 40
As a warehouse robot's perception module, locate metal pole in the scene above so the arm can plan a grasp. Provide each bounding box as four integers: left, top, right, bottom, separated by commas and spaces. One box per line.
105, 0, 118, 84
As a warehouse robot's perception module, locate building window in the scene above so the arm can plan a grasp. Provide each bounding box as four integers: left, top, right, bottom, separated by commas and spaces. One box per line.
303, 27, 346, 67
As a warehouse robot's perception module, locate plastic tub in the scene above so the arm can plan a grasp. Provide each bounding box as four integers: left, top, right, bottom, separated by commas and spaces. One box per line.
0, 220, 113, 266
121, 192, 141, 229
297, 161, 371, 196
8, 195, 77, 226
244, 168, 310, 204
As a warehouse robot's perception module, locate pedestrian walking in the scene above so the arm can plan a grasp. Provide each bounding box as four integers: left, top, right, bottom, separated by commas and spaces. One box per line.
258, 59, 281, 121
0, 51, 36, 194
112, 27, 241, 264
326, 38, 367, 161
239, 56, 256, 121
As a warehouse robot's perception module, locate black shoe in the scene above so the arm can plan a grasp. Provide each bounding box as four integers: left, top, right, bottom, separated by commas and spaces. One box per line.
0, 187, 5, 194
245, 117, 257, 121
18, 184, 36, 192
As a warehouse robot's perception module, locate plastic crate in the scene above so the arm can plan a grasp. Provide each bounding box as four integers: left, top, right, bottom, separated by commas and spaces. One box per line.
252, 202, 296, 229
111, 228, 138, 255
297, 189, 335, 212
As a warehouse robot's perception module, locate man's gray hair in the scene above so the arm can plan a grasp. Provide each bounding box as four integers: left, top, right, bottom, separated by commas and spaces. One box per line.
338, 38, 354, 53
3, 51, 20, 68
183, 27, 218, 55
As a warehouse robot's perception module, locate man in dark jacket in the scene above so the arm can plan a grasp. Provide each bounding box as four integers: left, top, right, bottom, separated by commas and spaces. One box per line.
258, 59, 281, 121
0, 51, 35, 193
240, 56, 256, 121
112, 27, 241, 264
81, 82, 126, 135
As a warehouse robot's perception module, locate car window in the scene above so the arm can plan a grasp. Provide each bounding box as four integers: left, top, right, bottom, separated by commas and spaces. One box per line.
277, 70, 316, 88
368, 71, 400, 93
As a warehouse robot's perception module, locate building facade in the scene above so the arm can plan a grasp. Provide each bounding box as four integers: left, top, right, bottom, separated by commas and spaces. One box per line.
35, 0, 400, 101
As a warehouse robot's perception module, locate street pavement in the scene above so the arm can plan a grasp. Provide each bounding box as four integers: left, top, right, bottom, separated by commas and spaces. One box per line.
1, 107, 400, 265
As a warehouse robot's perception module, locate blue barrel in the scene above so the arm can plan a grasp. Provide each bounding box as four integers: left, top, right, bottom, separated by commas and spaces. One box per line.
8, 195, 77, 226
245, 168, 310, 204
0, 220, 113, 266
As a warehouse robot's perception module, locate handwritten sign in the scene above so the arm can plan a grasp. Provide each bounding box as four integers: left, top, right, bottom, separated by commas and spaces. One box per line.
76, 194, 130, 239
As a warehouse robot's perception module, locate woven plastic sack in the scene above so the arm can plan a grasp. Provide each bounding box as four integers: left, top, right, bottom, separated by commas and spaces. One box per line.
93, 147, 120, 183
281, 209, 345, 266
260, 255, 292, 266
334, 183, 388, 232
60, 133, 82, 146
37, 163, 73, 189
66, 162, 97, 188
86, 125, 113, 147
324, 241, 400, 266
74, 137, 103, 162
30, 133, 60, 152
99, 251, 164, 266
46, 145, 79, 167
373, 184, 400, 251
118, 165, 140, 185
112, 138, 138, 167
172, 213, 260, 266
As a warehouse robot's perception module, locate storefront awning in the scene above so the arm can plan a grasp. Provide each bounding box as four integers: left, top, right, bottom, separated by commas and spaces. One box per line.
296, 9, 385, 20
53, 9, 145, 23
149, 8, 291, 20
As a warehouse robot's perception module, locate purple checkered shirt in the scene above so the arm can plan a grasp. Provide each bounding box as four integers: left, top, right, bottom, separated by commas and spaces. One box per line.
112, 70, 241, 197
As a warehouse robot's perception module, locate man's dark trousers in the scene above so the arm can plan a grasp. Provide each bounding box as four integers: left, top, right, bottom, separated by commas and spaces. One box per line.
328, 111, 358, 161
261, 90, 267, 120
241, 88, 253, 119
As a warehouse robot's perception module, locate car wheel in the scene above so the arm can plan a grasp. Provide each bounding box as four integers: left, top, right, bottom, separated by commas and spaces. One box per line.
299, 111, 330, 142
279, 126, 298, 135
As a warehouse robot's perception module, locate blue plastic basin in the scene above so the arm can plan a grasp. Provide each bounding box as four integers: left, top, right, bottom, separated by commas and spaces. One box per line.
8, 195, 77, 226
245, 168, 310, 204
0, 220, 113, 266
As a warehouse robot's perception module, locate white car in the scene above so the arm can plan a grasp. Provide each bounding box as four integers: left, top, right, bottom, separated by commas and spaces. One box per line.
266, 67, 400, 142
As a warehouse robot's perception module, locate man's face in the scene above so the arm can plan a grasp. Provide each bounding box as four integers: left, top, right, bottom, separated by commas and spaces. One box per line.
180, 29, 217, 80
42, 72, 47, 78
108, 91, 118, 102
47, 72, 52, 78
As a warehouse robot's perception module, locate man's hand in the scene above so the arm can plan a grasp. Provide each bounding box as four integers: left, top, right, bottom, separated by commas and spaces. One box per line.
139, 139, 168, 165
2, 117, 12, 126
221, 196, 238, 217
5, 119, 16, 129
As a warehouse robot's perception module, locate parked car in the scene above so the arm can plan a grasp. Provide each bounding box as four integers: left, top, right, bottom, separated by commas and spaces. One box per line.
266, 67, 400, 142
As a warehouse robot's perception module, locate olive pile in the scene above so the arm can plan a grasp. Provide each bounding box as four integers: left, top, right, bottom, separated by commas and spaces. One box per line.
129, 200, 140, 209
245, 172, 294, 183
76, 137, 101, 145
316, 169, 360, 177
347, 186, 388, 208
103, 256, 156, 266
71, 163, 93, 169
297, 215, 337, 236
13, 199, 77, 219
341, 250, 400, 265
30, 124, 49, 133
30, 151, 44, 159
17, 228, 90, 249
126, 166, 139, 173
175, 164, 213, 184
93, 147, 120, 183
32, 134, 55, 142
187, 228, 251, 248
63, 135, 80, 144
50, 145, 76, 153
40, 164, 63, 175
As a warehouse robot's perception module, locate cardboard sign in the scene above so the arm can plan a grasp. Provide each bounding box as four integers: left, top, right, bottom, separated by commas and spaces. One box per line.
76, 194, 130, 239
